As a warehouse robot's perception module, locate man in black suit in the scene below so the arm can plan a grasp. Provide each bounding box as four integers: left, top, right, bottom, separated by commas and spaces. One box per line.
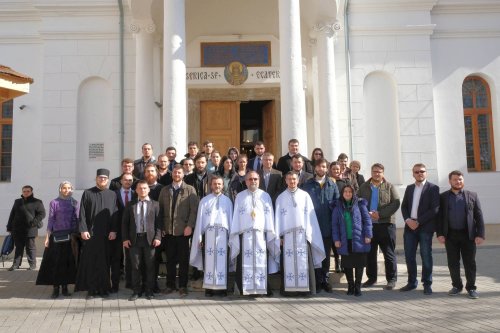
258, 152, 283, 206
276, 138, 313, 174
291, 154, 313, 188
400, 163, 440, 295
133, 143, 156, 180
165, 146, 178, 172
109, 158, 138, 191
113, 173, 136, 291
122, 180, 162, 301
437, 170, 485, 299
248, 141, 266, 171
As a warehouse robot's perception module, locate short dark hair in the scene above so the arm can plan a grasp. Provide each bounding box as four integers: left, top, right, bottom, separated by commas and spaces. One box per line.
285, 171, 299, 178
136, 180, 148, 187
288, 138, 299, 145
173, 164, 184, 172
187, 141, 198, 147
193, 153, 207, 163
371, 163, 385, 171
314, 158, 328, 167
337, 153, 348, 161
291, 154, 304, 162
22, 185, 33, 191
210, 175, 223, 184
142, 143, 152, 149
165, 146, 176, 152
254, 140, 264, 146
144, 163, 157, 170
448, 170, 463, 179
413, 163, 426, 169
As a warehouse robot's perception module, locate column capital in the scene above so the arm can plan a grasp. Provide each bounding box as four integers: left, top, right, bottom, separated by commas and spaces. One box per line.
312, 21, 342, 38
130, 19, 156, 34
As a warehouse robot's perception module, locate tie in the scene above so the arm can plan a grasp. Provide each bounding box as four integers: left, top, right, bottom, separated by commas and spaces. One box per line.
124, 190, 129, 205
140, 201, 145, 232
256, 157, 261, 170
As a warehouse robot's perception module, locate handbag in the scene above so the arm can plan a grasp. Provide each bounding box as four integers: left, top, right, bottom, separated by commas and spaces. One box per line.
52, 230, 71, 243
1, 234, 14, 256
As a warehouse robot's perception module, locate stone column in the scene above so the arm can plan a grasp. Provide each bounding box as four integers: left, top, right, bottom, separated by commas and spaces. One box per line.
131, 20, 158, 151
314, 21, 341, 160
279, 0, 308, 154
163, 0, 187, 154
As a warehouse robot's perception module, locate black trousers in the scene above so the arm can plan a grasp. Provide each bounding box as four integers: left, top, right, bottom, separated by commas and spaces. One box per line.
366, 223, 397, 283
445, 230, 477, 291
13, 235, 36, 267
165, 234, 190, 289
109, 237, 123, 288
315, 236, 332, 287
129, 235, 156, 294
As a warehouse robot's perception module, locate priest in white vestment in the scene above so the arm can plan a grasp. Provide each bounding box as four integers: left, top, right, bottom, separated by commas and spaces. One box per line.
275, 171, 326, 294
229, 170, 280, 296
190, 176, 233, 296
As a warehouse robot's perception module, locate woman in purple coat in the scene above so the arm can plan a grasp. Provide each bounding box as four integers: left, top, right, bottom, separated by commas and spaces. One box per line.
36, 181, 79, 298
332, 185, 372, 296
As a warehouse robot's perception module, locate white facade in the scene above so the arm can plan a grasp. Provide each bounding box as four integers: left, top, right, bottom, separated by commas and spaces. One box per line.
1, 0, 499, 234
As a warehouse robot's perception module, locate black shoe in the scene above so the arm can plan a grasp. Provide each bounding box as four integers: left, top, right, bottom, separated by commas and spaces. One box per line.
323, 283, 333, 293
100, 291, 109, 298
145, 293, 154, 300
354, 283, 362, 297
399, 284, 417, 292
153, 285, 160, 293
346, 284, 354, 296
61, 285, 71, 297
362, 279, 376, 287
8, 265, 19, 271
220, 291, 228, 297
51, 286, 60, 299
110, 285, 119, 293
266, 290, 274, 297
128, 293, 139, 301
86, 291, 95, 300
423, 286, 433, 295
179, 288, 188, 297
205, 289, 214, 297
28, 264, 36, 270
163, 287, 175, 295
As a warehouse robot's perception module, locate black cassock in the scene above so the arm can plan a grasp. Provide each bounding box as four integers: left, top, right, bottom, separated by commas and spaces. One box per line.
75, 186, 118, 293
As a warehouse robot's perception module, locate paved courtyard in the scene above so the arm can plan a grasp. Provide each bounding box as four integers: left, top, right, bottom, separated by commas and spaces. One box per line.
1, 246, 499, 333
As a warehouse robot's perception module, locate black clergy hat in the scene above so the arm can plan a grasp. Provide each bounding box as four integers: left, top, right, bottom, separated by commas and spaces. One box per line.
96, 168, 110, 177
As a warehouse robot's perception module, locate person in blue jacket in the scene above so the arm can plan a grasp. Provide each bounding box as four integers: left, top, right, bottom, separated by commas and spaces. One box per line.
332, 184, 372, 296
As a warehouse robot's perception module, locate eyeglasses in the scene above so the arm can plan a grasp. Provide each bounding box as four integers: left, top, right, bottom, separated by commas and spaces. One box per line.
183, 164, 194, 166
248, 178, 259, 181
122, 179, 133, 182
414, 170, 426, 174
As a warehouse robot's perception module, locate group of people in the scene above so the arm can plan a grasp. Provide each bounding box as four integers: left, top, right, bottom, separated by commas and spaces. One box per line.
5, 138, 485, 301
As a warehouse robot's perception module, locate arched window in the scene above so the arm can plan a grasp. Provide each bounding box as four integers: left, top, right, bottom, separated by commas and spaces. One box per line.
0, 100, 13, 181
463, 76, 495, 171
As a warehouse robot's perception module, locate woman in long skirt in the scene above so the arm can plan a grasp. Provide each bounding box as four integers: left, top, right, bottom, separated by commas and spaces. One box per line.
36, 181, 79, 298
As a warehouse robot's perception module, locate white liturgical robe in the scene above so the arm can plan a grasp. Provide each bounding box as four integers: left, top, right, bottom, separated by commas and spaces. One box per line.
229, 189, 280, 295
190, 193, 233, 290
275, 188, 326, 292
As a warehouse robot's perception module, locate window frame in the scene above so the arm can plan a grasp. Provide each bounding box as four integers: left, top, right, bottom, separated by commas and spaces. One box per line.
0, 99, 13, 182
463, 75, 496, 172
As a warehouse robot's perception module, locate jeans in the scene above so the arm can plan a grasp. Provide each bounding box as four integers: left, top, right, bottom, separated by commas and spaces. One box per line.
403, 229, 433, 287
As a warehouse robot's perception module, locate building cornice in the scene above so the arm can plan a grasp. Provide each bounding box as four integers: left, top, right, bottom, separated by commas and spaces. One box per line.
432, 1, 500, 14
349, 24, 436, 36
349, 0, 438, 12
432, 29, 500, 39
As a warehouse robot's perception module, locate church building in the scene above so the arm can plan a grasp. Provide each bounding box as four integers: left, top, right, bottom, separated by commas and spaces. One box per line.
1, 0, 499, 229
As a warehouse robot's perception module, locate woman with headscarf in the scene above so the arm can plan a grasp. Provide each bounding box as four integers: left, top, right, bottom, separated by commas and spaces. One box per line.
36, 181, 79, 298
332, 184, 372, 296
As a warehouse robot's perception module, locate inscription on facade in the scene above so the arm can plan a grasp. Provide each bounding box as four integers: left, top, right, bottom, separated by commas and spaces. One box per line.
186, 67, 280, 85
88, 143, 104, 161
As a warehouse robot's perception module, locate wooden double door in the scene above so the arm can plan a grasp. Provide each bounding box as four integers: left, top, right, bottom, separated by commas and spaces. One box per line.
200, 100, 277, 157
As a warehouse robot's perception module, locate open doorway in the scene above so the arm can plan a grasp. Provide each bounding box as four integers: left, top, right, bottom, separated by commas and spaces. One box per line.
200, 99, 276, 158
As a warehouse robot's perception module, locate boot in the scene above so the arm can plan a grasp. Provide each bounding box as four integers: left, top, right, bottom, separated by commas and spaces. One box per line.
354, 267, 363, 296
347, 283, 355, 295
61, 285, 71, 297
51, 285, 60, 299
354, 282, 362, 296
345, 269, 354, 295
